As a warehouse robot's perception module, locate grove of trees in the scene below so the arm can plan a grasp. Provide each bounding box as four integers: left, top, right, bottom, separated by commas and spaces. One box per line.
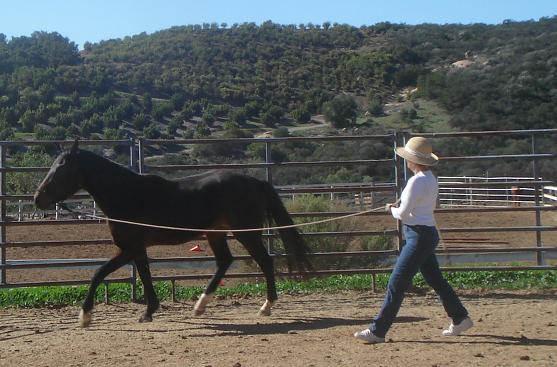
1, 17, 556, 183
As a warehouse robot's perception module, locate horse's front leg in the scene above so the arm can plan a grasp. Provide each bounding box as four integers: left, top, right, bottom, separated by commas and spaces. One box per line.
194, 234, 232, 316
80, 251, 133, 327
135, 254, 159, 322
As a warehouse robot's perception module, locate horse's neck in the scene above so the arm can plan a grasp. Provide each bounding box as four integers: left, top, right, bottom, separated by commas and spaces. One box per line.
78, 152, 142, 214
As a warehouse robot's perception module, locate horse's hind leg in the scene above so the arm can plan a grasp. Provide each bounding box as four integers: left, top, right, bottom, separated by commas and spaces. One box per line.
235, 232, 277, 316
80, 251, 133, 327
135, 252, 159, 322
194, 233, 232, 316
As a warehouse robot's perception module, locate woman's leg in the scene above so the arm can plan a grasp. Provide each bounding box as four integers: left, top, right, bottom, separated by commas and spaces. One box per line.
420, 253, 468, 323
370, 225, 436, 337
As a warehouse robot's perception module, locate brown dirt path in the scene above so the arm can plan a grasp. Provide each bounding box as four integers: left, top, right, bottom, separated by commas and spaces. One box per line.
1, 290, 556, 367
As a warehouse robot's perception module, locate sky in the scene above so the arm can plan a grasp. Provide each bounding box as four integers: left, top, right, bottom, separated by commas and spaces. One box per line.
1, 0, 556, 48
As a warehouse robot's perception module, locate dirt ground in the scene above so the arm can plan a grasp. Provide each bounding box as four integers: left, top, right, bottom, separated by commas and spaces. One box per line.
1, 290, 556, 367
2, 210, 556, 366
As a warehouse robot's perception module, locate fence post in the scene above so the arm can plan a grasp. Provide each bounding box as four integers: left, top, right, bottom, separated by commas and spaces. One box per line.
530, 134, 544, 265
265, 141, 272, 183
138, 138, 145, 174
265, 141, 274, 254
0, 144, 6, 284
171, 279, 177, 302
104, 281, 110, 304
129, 138, 138, 301
394, 132, 404, 253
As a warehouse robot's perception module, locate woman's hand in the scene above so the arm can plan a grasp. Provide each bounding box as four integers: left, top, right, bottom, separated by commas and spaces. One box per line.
385, 203, 396, 212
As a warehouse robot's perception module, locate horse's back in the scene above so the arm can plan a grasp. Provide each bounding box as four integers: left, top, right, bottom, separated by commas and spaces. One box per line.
176, 171, 265, 194
176, 171, 271, 227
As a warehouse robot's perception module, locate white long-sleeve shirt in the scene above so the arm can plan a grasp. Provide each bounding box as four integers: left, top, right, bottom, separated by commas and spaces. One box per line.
390, 170, 438, 226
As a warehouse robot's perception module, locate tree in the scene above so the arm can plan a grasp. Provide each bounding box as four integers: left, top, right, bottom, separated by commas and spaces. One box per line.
142, 92, 152, 113
152, 102, 173, 120
102, 106, 120, 129
202, 111, 215, 125
70, 91, 81, 107
367, 95, 384, 116
260, 105, 283, 127
194, 121, 210, 138
170, 93, 186, 111
0, 120, 15, 140
291, 106, 311, 123
229, 108, 247, 125
143, 123, 161, 138
323, 95, 358, 128
6, 151, 53, 194
133, 113, 149, 130
104, 128, 124, 140
167, 120, 180, 136
0, 107, 18, 126
244, 100, 261, 118
19, 110, 38, 132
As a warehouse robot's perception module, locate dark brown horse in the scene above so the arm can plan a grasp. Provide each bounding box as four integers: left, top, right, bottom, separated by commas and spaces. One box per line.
34, 140, 312, 327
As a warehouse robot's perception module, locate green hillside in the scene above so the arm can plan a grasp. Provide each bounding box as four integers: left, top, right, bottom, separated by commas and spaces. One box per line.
1, 18, 556, 183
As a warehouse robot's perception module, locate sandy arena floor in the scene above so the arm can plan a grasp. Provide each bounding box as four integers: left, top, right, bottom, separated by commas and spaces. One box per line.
1, 209, 556, 366
1, 290, 556, 367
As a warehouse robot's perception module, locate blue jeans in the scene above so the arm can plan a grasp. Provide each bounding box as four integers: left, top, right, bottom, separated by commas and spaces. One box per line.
370, 224, 468, 338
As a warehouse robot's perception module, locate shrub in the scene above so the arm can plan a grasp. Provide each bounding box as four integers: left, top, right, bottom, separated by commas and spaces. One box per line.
265, 195, 393, 271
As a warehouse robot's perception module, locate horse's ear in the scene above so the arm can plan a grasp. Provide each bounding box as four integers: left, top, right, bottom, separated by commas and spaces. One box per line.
70, 138, 79, 155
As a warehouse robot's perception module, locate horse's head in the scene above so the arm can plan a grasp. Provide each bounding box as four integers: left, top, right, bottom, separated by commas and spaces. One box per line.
34, 140, 81, 209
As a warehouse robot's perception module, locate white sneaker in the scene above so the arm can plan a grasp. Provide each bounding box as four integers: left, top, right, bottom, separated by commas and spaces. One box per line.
442, 317, 473, 336
354, 329, 385, 344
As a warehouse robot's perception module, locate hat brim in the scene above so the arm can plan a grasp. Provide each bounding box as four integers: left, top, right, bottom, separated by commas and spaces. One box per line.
395, 147, 439, 166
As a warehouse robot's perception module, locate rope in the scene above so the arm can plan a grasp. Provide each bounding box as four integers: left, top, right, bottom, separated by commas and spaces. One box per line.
71, 206, 389, 233
62, 199, 453, 259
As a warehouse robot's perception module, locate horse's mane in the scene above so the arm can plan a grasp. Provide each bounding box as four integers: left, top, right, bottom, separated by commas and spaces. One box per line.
78, 149, 140, 179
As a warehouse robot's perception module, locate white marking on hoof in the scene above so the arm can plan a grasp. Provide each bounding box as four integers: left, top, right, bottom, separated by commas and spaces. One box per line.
258, 300, 273, 316
79, 309, 92, 328
193, 293, 213, 316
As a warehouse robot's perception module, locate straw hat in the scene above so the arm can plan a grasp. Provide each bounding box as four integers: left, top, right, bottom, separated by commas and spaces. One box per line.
395, 137, 439, 166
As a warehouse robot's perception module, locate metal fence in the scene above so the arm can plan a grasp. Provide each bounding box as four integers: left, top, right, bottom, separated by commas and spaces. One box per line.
438, 176, 542, 207
0, 129, 556, 296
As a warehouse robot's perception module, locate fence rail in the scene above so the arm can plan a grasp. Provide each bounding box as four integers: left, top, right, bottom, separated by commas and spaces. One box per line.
437, 176, 554, 207
1, 129, 556, 295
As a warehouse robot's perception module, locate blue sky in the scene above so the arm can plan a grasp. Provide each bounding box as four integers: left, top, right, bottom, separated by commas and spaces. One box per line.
1, 0, 556, 48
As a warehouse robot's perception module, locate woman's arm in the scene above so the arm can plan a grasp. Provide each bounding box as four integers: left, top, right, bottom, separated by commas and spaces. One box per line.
390, 177, 422, 221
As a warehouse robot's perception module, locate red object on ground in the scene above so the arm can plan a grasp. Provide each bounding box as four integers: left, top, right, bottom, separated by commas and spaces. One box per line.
190, 244, 203, 252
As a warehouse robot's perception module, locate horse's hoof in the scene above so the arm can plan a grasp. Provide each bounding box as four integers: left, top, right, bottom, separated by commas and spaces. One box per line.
139, 314, 153, 323
78, 309, 92, 328
193, 293, 213, 316
258, 300, 273, 316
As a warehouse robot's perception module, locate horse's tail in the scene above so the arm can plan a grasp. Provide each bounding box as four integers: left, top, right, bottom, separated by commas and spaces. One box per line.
262, 181, 313, 274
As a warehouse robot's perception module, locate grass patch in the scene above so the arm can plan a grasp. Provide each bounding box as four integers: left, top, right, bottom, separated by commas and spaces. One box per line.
364, 98, 452, 132
1, 270, 555, 308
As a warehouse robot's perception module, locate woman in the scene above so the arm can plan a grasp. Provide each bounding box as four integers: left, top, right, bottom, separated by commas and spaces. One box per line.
354, 137, 473, 344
